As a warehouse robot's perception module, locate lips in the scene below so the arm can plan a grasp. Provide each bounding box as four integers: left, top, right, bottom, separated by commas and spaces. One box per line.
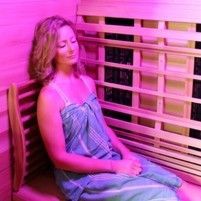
66, 54, 76, 59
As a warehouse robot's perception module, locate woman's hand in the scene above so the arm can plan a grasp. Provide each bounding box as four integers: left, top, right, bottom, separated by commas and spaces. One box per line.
122, 151, 142, 170
111, 159, 142, 176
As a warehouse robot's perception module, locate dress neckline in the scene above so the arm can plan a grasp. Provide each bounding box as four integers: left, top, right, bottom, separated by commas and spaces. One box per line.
60, 92, 96, 115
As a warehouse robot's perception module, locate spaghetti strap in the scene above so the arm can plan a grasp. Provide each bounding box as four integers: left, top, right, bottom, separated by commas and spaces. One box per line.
49, 82, 69, 106
80, 75, 92, 93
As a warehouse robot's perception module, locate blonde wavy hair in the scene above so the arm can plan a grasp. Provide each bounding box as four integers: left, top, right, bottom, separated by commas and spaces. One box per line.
29, 15, 84, 84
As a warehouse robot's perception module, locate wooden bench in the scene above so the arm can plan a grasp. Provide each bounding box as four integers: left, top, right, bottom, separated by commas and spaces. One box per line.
7, 78, 201, 201
8, 80, 65, 201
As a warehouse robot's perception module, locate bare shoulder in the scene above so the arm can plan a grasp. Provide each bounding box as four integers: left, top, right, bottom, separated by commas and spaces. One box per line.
38, 86, 55, 103
80, 74, 96, 94
38, 85, 62, 111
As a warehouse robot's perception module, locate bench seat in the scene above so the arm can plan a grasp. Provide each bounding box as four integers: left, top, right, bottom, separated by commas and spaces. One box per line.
13, 171, 65, 201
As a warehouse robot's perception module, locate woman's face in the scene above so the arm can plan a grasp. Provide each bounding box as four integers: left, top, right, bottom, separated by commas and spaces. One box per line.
55, 25, 79, 68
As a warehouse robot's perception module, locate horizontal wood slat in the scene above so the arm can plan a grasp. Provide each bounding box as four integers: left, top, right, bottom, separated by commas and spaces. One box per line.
123, 135, 201, 181
80, 0, 201, 4
77, 22, 201, 42
101, 100, 201, 133
82, 57, 201, 81
97, 81, 201, 105
79, 36, 201, 57
121, 138, 201, 167
105, 116, 201, 148
127, 144, 201, 176
78, 0, 201, 23
165, 166, 201, 184
115, 129, 201, 158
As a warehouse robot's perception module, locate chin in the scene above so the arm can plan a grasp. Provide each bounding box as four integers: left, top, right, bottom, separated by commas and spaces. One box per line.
68, 57, 79, 65
69, 60, 78, 66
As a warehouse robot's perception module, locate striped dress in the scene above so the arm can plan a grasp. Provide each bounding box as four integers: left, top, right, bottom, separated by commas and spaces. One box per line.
49, 80, 182, 201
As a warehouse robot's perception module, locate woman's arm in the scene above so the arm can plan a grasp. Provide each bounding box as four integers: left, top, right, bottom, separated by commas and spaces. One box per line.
105, 125, 130, 156
82, 75, 141, 167
82, 75, 134, 156
105, 125, 141, 167
37, 87, 111, 173
37, 86, 140, 175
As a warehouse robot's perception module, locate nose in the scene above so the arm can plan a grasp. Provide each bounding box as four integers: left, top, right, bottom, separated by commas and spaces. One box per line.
66, 41, 74, 52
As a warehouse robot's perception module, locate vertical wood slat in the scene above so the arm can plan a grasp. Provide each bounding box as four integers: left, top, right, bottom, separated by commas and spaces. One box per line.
155, 21, 166, 147
132, 19, 141, 124
97, 17, 105, 99
184, 23, 196, 125
8, 84, 26, 191
183, 23, 196, 136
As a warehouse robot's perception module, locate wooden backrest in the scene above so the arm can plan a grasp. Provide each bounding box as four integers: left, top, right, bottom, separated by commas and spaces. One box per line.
8, 80, 50, 191
77, 0, 201, 185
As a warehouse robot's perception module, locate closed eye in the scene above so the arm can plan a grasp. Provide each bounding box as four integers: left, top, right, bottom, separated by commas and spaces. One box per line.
57, 41, 66, 48
58, 44, 66, 48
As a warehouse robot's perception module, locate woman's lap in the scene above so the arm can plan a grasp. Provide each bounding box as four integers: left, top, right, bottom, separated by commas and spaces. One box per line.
55, 153, 182, 201
80, 173, 179, 201
80, 153, 181, 201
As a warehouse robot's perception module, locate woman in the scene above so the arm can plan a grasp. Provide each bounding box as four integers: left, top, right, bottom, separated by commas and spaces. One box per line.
31, 15, 192, 201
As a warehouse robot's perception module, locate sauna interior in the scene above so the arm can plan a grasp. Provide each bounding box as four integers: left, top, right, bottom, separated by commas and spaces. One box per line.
1, 0, 201, 200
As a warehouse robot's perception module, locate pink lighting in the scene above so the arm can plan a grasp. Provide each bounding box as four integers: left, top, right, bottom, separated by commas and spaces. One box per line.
1, 0, 201, 201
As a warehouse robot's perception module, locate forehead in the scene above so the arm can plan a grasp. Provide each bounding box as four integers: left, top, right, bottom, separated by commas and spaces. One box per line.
58, 25, 75, 40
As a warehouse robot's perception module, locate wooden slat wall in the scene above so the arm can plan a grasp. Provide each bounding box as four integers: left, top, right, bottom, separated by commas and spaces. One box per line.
78, 0, 201, 23
77, 0, 201, 185
0, 1, 78, 200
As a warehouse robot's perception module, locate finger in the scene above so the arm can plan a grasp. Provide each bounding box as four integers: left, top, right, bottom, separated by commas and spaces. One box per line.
130, 157, 140, 164
131, 170, 140, 176
133, 159, 140, 164
131, 161, 141, 168
132, 166, 142, 174
134, 169, 141, 175
134, 161, 141, 167
137, 167, 142, 173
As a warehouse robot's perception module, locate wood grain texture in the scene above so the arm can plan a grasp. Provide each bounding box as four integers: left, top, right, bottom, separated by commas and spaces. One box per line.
78, 0, 201, 23
78, 0, 201, 186
0, 1, 78, 200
